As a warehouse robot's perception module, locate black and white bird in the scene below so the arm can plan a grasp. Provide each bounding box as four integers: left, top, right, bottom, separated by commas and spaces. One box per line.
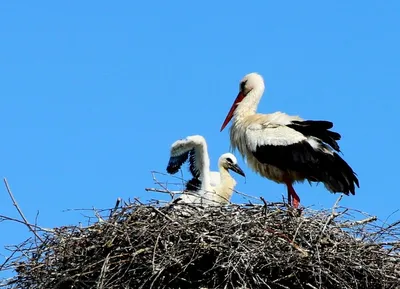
220, 72, 359, 208
166, 135, 245, 205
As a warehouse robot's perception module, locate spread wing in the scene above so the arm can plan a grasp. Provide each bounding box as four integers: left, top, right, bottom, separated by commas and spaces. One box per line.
166, 135, 208, 178
166, 135, 212, 195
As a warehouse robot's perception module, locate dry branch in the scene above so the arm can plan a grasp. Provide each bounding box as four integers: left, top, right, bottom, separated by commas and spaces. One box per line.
3, 178, 44, 242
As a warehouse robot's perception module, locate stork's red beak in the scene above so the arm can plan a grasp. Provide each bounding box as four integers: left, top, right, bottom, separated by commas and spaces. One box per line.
220, 91, 245, 132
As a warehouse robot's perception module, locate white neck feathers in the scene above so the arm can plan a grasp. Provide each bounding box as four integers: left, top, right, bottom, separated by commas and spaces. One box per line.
215, 164, 236, 203
194, 143, 211, 190
234, 87, 264, 119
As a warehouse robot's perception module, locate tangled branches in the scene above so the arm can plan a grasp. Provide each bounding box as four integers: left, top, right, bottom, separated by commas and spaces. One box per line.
1, 197, 400, 289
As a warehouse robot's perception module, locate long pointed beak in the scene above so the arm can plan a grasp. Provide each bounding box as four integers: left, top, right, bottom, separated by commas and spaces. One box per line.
229, 163, 246, 177
220, 91, 245, 132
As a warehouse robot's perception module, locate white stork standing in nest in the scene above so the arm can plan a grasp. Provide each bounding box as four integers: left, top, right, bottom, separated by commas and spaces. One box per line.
166, 135, 245, 205
220, 72, 359, 208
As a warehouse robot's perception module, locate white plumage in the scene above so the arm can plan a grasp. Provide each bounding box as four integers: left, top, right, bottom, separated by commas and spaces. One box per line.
220, 72, 359, 208
166, 135, 245, 205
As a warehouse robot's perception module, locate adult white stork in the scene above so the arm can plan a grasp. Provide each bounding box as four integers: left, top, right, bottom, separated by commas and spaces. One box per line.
220, 72, 359, 208
166, 135, 245, 205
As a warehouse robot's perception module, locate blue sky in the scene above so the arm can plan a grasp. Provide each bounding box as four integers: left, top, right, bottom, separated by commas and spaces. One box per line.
1, 0, 400, 278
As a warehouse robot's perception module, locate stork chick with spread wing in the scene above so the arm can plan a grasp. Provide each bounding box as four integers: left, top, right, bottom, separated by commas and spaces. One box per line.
167, 135, 245, 205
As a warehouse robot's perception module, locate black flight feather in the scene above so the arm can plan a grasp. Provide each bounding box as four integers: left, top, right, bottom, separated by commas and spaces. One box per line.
188, 149, 201, 179
253, 141, 359, 195
185, 177, 202, 192
166, 151, 190, 175
287, 120, 341, 152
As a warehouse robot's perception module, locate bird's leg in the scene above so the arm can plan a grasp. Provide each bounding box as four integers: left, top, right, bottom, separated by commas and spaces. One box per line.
288, 184, 301, 208
287, 188, 292, 206
285, 181, 301, 209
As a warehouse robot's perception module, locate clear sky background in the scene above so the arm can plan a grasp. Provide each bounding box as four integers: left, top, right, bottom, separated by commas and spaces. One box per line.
1, 0, 400, 279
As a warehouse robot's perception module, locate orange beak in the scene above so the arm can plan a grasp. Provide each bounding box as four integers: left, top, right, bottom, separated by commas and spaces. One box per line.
220, 91, 245, 132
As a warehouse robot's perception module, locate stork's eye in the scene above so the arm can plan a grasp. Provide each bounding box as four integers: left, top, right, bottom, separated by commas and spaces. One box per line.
240, 80, 247, 91
226, 158, 233, 163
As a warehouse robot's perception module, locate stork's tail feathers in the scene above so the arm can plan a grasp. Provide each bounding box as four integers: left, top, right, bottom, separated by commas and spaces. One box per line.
313, 151, 359, 195
285, 120, 358, 193
288, 120, 341, 152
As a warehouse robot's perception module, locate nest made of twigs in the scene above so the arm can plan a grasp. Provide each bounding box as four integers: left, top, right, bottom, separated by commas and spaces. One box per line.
1, 198, 400, 289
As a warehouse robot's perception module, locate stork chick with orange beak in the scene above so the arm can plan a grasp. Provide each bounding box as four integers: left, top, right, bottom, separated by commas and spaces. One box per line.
220, 72, 359, 208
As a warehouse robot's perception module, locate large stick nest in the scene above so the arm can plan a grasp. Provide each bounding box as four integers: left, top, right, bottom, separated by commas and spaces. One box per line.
1, 199, 400, 289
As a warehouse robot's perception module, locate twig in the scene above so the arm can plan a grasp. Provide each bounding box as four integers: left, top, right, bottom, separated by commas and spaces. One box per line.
97, 253, 111, 289
364, 241, 400, 247
260, 197, 268, 216
0, 214, 53, 232
234, 189, 264, 202
260, 196, 268, 207
152, 226, 166, 273
338, 216, 377, 228
265, 227, 309, 257
93, 207, 105, 223
3, 178, 44, 242
150, 171, 174, 198
150, 206, 180, 225
109, 197, 121, 218
320, 194, 343, 235
145, 188, 172, 194
373, 220, 400, 237
134, 197, 143, 205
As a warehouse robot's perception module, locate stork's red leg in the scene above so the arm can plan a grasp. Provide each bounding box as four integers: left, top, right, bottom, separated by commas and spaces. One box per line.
287, 188, 292, 206
285, 182, 301, 208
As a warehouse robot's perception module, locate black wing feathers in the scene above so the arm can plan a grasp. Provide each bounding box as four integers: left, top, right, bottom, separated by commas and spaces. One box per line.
287, 120, 341, 152
185, 177, 202, 191
253, 141, 359, 195
252, 119, 358, 195
188, 150, 200, 178
254, 142, 320, 174
167, 149, 200, 179
167, 151, 190, 174
167, 149, 202, 192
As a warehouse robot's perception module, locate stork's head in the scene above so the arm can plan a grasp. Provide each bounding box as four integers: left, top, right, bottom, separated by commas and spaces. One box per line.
220, 72, 265, 131
219, 153, 245, 177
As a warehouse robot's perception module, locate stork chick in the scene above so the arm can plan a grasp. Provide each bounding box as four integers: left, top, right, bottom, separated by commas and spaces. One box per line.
166, 135, 245, 205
